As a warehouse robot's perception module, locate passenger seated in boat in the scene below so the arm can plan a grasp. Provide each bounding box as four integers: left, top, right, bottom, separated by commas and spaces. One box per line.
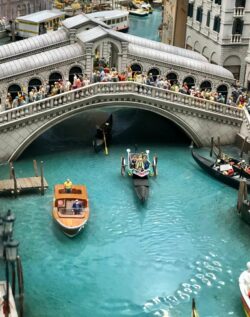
135, 155, 144, 171
131, 155, 137, 168
72, 199, 82, 215
64, 179, 72, 193
242, 262, 250, 297
143, 155, 150, 170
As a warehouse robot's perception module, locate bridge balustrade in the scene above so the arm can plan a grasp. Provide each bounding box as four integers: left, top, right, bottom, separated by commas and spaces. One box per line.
0, 82, 244, 127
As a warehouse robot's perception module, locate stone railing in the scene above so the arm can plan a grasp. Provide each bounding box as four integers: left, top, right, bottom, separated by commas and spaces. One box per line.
231, 34, 242, 43
234, 7, 245, 17
0, 82, 244, 127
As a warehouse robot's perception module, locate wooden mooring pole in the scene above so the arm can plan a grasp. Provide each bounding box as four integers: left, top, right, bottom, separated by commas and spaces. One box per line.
240, 136, 248, 159
210, 137, 214, 157
33, 160, 38, 177
40, 161, 44, 196
10, 163, 18, 198
217, 136, 221, 158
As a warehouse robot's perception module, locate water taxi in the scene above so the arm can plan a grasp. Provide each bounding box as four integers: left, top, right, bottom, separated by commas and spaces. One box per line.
239, 263, 250, 317
121, 149, 157, 202
87, 10, 129, 32
15, 10, 65, 38
129, 8, 149, 17
52, 184, 90, 237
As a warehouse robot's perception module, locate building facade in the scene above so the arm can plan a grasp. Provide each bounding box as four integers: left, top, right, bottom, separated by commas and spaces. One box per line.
161, 0, 188, 48
0, 0, 52, 20
186, 0, 249, 86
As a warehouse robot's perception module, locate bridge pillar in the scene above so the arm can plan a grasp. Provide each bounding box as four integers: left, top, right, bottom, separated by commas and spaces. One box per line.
85, 43, 94, 78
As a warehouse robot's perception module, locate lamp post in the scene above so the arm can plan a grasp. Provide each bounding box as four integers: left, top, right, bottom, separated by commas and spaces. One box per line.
0, 210, 19, 317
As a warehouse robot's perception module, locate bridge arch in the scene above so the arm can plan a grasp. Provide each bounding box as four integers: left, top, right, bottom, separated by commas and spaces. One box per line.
93, 39, 121, 70
166, 72, 178, 84
217, 84, 228, 101
130, 63, 142, 76
183, 76, 195, 89
9, 101, 202, 161
69, 66, 83, 84
8, 84, 21, 100
148, 67, 160, 81
28, 78, 42, 92
200, 80, 212, 91
49, 71, 63, 85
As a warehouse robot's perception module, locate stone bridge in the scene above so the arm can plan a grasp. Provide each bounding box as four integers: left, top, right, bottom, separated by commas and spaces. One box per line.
0, 81, 249, 163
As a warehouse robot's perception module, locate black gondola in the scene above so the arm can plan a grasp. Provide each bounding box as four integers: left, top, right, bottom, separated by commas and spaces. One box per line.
121, 149, 158, 202
191, 149, 250, 190
237, 180, 250, 225
93, 114, 113, 153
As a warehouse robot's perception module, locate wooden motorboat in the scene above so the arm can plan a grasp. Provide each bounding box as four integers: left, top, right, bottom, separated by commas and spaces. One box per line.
237, 179, 250, 225
121, 148, 158, 202
93, 114, 112, 154
129, 8, 149, 16
52, 184, 90, 237
191, 150, 250, 190
239, 266, 250, 317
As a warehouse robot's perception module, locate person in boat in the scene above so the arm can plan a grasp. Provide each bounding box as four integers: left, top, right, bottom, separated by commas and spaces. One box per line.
143, 155, 150, 170
72, 199, 83, 215
135, 154, 144, 171
241, 262, 250, 297
64, 179, 72, 193
131, 154, 137, 169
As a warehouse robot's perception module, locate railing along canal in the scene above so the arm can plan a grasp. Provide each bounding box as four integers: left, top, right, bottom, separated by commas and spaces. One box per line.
0, 82, 244, 126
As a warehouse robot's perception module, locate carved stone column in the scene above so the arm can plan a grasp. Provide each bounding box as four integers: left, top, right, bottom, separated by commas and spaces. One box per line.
85, 43, 94, 77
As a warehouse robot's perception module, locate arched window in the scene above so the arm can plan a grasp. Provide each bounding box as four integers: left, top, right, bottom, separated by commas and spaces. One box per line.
196, 7, 203, 23
213, 16, 221, 32
200, 81, 212, 91
235, 0, 245, 7
188, 3, 194, 18
217, 85, 228, 102
183, 76, 195, 89
214, 0, 221, 4
148, 68, 160, 81
28, 78, 42, 92
8, 84, 21, 100
166, 72, 177, 85
69, 66, 83, 84
49, 72, 62, 85
232, 18, 244, 34
130, 63, 142, 77
206, 10, 211, 27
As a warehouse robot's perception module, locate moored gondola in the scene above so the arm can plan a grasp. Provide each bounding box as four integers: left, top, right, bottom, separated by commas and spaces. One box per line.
237, 179, 250, 225
93, 114, 113, 154
121, 148, 158, 202
191, 149, 250, 190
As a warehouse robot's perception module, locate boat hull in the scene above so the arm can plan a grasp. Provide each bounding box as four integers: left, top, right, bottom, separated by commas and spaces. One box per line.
133, 177, 149, 202
240, 271, 250, 317
192, 150, 250, 190
54, 218, 87, 238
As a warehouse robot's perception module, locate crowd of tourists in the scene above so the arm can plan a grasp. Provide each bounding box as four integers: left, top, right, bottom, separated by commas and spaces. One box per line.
2, 66, 250, 112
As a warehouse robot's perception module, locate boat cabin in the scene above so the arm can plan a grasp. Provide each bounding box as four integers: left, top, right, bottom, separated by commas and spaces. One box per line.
54, 184, 88, 217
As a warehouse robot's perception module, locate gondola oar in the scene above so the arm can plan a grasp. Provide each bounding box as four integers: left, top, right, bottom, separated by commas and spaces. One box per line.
240, 136, 248, 158
210, 137, 214, 157
192, 298, 199, 317
103, 130, 108, 155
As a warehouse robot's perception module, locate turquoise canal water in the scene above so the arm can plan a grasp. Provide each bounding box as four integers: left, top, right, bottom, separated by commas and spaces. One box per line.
0, 9, 248, 317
